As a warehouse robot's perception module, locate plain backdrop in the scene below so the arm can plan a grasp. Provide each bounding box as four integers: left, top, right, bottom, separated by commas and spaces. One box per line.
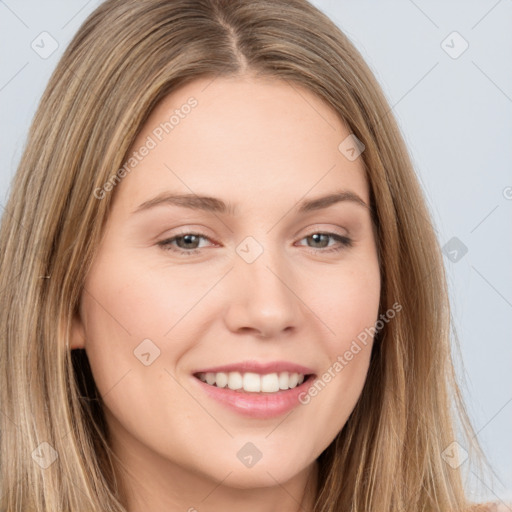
1, 0, 511, 505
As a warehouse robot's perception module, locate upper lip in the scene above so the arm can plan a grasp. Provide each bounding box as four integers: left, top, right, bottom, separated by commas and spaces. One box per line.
193, 360, 315, 376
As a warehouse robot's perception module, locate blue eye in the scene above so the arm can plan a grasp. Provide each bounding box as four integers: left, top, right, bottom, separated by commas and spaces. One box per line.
157, 233, 210, 255
157, 231, 352, 256
297, 232, 352, 253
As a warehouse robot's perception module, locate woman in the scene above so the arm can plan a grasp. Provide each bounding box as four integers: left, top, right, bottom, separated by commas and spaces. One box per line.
0, 0, 497, 510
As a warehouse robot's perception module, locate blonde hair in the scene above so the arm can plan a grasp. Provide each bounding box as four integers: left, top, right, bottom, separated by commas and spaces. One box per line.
0, 0, 492, 510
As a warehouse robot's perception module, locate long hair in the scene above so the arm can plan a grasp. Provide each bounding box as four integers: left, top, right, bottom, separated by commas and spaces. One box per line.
0, 0, 491, 510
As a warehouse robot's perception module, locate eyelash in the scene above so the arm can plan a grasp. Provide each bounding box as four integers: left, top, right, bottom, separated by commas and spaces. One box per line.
157, 231, 353, 257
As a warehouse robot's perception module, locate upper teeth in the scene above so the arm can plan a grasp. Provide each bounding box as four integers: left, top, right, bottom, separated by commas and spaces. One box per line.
196, 371, 306, 393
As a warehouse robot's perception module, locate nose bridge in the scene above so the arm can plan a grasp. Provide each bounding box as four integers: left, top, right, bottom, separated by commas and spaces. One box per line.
238, 234, 290, 299
226, 233, 301, 336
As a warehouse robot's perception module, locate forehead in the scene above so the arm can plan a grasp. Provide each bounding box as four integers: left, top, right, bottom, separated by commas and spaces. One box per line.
111, 75, 369, 215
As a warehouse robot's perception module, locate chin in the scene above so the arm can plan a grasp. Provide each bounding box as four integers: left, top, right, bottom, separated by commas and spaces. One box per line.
202, 454, 310, 490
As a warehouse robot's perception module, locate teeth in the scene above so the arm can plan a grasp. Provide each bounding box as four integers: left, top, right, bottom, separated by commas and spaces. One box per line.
243, 372, 261, 392
197, 371, 306, 393
228, 371, 243, 390
215, 372, 228, 388
261, 373, 279, 392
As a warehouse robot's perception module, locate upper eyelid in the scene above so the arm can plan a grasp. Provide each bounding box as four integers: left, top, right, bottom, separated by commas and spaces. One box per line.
161, 223, 350, 239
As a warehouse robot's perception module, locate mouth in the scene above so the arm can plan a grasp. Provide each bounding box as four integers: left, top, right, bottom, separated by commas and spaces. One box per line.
193, 370, 316, 394
192, 370, 317, 418
190, 360, 317, 418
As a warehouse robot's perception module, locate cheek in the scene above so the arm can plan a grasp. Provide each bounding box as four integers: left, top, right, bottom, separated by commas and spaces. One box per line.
79, 247, 224, 404
78, 252, 206, 450
296, 258, 380, 443
307, 259, 381, 351
83, 252, 209, 341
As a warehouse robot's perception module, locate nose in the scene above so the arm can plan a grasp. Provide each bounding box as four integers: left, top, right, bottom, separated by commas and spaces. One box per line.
223, 245, 303, 339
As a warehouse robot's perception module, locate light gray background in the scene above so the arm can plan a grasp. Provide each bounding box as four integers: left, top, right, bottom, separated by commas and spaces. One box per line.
1, 0, 511, 505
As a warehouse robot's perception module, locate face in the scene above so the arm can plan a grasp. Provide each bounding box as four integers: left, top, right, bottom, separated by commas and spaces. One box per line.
72, 75, 381, 501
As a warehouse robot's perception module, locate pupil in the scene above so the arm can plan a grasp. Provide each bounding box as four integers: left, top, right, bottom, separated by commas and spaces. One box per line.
180, 235, 198, 248
310, 233, 327, 248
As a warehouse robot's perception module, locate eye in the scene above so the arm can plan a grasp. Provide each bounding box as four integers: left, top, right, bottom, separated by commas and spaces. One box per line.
157, 230, 352, 257
157, 232, 214, 256
296, 232, 352, 254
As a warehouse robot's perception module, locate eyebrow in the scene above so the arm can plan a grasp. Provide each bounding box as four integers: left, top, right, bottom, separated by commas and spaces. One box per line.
131, 189, 370, 216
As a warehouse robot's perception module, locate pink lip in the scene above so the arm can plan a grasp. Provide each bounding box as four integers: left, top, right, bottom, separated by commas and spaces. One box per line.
192, 374, 316, 419
192, 360, 315, 375
190, 361, 317, 419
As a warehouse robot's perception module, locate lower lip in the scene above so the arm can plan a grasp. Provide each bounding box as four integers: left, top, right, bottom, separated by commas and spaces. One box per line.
192, 375, 316, 419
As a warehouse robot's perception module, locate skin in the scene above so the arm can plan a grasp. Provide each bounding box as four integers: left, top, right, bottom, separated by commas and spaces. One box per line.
71, 75, 381, 512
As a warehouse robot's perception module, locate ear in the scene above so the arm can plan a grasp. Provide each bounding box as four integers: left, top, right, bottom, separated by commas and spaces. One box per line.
70, 309, 86, 350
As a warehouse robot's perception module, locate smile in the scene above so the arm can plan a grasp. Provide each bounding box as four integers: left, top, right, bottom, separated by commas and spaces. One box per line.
194, 371, 307, 393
